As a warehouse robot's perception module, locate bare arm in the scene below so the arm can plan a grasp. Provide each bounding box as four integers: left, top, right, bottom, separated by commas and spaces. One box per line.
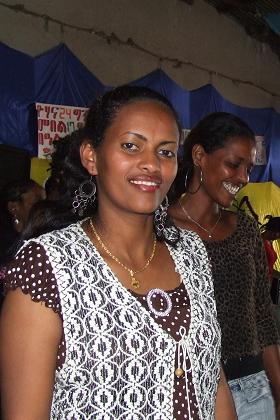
215, 367, 237, 420
0, 289, 62, 420
263, 344, 280, 419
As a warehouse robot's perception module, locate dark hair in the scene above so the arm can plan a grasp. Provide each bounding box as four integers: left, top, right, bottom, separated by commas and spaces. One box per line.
84, 85, 181, 149
170, 112, 255, 203
0, 178, 38, 204
22, 85, 180, 243
0, 179, 41, 264
261, 215, 280, 235
0, 179, 39, 227
22, 200, 74, 240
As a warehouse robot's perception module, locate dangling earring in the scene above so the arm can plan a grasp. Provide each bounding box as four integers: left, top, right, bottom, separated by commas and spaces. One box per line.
154, 196, 169, 236
185, 165, 203, 195
72, 176, 96, 216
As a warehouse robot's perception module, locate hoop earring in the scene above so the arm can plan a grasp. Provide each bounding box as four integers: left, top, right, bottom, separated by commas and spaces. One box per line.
185, 166, 203, 195
154, 196, 169, 236
72, 176, 96, 216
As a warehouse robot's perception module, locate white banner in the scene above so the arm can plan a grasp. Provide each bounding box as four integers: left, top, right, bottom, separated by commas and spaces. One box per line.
255, 135, 267, 166
36, 103, 89, 158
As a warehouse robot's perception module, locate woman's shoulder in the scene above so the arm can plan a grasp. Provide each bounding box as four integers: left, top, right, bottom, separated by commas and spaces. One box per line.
235, 210, 260, 233
168, 225, 210, 260
166, 224, 203, 244
224, 209, 259, 231
30, 220, 84, 246
4, 240, 61, 315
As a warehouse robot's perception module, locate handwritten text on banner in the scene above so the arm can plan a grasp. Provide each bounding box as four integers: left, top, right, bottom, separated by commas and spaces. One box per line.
36, 103, 88, 158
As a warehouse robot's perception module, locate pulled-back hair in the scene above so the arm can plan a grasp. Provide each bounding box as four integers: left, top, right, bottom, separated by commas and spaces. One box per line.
170, 112, 255, 203
84, 84, 180, 148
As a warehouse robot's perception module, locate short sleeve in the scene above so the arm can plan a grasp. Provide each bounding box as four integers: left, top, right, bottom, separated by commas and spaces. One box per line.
3, 241, 62, 316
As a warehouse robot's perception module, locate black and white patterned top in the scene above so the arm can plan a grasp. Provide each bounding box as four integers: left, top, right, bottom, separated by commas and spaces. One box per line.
4, 222, 221, 419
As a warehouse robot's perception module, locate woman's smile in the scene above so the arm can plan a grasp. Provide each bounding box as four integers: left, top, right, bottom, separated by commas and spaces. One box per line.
128, 175, 162, 192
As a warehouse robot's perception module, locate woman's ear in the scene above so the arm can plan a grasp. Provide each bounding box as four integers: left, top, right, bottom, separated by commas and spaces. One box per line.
192, 144, 207, 167
80, 142, 98, 176
7, 201, 20, 217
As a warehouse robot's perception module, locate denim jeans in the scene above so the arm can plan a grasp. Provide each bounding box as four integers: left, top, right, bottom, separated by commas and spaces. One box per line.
229, 371, 276, 420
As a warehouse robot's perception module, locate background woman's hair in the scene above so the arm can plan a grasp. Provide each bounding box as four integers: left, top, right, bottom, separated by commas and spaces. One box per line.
169, 112, 255, 204
0, 179, 38, 227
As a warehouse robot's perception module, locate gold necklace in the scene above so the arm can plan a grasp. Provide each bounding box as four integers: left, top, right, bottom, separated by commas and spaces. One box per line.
179, 199, 221, 239
89, 219, 157, 289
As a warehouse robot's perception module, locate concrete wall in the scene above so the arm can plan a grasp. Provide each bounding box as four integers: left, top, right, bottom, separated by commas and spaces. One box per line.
1, 0, 280, 111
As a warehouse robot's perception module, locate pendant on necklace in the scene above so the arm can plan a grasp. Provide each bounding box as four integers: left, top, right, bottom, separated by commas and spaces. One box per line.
208, 234, 212, 238
130, 271, 140, 289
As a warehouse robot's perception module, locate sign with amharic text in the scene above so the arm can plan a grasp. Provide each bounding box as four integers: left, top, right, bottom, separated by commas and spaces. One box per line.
36, 103, 88, 158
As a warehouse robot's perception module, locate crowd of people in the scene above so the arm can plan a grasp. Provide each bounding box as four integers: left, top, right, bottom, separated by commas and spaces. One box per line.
0, 85, 279, 419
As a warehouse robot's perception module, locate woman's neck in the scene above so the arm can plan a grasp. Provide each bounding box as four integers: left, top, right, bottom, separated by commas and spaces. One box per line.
179, 193, 220, 222
87, 209, 155, 258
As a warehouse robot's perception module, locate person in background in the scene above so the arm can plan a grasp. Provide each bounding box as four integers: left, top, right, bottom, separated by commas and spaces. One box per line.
0, 179, 45, 235
261, 216, 280, 280
23, 132, 86, 241
0, 86, 235, 419
168, 112, 280, 419
0, 179, 45, 263
0, 179, 45, 307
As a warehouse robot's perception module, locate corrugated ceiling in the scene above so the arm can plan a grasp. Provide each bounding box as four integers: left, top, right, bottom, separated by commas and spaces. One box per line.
202, 0, 280, 59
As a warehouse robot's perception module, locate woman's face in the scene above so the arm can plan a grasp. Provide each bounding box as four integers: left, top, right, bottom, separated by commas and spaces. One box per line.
90, 100, 180, 216
198, 136, 256, 208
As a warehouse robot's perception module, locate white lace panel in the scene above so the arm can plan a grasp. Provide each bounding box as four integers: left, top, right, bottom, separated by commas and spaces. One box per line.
34, 223, 220, 420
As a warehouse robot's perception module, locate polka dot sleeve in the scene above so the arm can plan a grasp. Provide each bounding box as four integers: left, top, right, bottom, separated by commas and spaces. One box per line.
3, 241, 62, 316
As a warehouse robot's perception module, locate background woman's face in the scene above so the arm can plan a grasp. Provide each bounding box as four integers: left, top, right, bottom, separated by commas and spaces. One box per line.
93, 100, 180, 216
199, 136, 256, 207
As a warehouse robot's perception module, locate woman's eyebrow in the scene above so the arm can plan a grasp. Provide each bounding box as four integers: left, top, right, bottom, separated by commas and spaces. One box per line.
123, 131, 147, 141
123, 131, 178, 145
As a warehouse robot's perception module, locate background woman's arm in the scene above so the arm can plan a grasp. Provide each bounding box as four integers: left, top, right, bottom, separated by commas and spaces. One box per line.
263, 344, 280, 419
0, 289, 62, 420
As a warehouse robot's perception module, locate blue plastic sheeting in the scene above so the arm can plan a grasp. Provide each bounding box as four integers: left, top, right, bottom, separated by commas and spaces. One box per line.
0, 42, 105, 156
0, 43, 35, 154
132, 70, 191, 129
35, 44, 105, 106
0, 42, 279, 185
265, 13, 280, 37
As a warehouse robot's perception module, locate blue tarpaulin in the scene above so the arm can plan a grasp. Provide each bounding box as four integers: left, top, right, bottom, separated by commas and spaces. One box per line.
0, 42, 279, 185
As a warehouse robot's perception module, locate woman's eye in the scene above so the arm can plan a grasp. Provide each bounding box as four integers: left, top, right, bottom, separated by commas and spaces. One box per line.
122, 143, 138, 151
227, 161, 239, 169
159, 149, 176, 158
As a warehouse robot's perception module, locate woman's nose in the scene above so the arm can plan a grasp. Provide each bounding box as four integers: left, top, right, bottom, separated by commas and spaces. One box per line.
238, 166, 250, 184
139, 151, 160, 172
